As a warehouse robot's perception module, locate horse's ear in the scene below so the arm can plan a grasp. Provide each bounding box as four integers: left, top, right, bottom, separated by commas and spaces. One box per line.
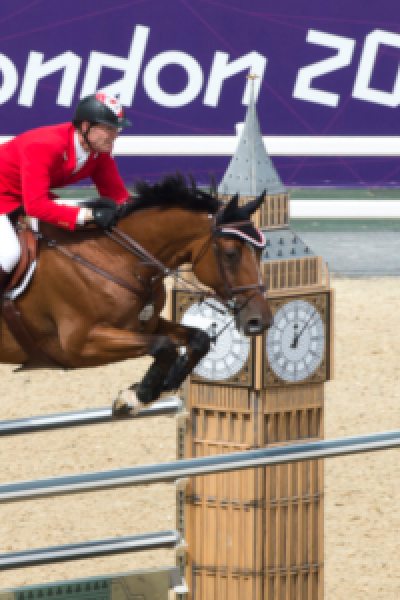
244, 190, 266, 216
218, 193, 239, 224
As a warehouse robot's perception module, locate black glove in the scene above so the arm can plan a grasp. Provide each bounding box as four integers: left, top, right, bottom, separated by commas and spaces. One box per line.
92, 206, 119, 229
117, 196, 135, 220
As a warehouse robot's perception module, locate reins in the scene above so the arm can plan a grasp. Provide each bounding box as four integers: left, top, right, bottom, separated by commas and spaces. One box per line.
37, 212, 266, 341
109, 213, 266, 306
37, 232, 150, 301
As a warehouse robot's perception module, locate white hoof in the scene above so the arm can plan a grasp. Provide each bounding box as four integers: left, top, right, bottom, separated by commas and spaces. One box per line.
112, 389, 144, 417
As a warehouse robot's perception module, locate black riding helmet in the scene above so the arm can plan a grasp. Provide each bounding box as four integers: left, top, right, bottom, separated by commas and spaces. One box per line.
73, 93, 132, 129
73, 93, 131, 152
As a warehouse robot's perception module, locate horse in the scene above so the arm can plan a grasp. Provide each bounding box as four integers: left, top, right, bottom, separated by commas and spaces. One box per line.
0, 175, 273, 414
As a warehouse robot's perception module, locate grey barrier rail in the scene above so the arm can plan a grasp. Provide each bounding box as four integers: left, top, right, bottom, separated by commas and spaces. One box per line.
0, 396, 182, 436
0, 530, 181, 571
0, 430, 399, 503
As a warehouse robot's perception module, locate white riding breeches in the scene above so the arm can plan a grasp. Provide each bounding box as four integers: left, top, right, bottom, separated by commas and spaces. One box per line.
0, 214, 21, 273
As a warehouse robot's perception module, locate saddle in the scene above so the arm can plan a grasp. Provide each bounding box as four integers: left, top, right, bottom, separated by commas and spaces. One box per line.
4, 218, 38, 293
1, 217, 59, 368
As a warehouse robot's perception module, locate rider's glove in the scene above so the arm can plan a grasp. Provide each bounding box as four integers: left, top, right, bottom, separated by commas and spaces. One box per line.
91, 206, 119, 229
117, 196, 135, 220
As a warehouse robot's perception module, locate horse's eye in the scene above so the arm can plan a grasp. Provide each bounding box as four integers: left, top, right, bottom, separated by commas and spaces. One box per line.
224, 249, 240, 262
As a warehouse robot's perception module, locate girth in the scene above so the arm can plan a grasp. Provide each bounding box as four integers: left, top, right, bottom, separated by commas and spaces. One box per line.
2, 298, 60, 368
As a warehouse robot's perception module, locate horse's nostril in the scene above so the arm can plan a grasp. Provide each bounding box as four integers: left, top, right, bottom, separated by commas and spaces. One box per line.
246, 318, 262, 334
248, 318, 260, 326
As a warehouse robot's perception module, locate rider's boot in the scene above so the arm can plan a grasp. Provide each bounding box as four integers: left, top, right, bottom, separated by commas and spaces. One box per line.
0, 266, 10, 299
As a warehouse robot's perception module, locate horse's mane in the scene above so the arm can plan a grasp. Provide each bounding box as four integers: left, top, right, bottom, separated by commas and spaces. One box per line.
123, 173, 221, 216
79, 172, 264, 246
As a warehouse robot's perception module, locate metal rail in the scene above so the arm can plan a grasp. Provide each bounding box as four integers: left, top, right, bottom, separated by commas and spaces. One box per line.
0, 530, 181, 570
0, 396, 182, 436
0, 430, 399, 503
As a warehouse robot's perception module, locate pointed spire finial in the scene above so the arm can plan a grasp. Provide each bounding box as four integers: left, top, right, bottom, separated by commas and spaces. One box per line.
246, 74, 259, 103
218, 74, 285, 197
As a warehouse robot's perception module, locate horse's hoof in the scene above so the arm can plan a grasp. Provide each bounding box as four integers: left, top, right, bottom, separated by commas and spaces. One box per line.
112, 390, 143, 418
112, 395, 132, 418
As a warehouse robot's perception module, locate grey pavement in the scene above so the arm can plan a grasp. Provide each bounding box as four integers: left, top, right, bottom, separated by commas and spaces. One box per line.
295, 232, 400, 277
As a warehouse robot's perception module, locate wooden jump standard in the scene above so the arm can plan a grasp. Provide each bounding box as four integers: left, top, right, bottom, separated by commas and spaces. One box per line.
0, 429, 399, 503
0, 396, 182, 436
0, 530, 181, 571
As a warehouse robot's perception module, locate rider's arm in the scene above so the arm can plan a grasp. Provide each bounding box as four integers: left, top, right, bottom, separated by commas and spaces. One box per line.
20, 142, 82, 230
90, 153, 129, 204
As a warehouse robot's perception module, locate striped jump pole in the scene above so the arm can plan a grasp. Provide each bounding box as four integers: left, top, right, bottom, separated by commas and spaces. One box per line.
0, 396, 182, 436
0, 429, 399, 503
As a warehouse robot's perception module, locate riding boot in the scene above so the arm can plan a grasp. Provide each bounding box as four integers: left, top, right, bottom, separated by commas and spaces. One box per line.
0, 266, 11, 298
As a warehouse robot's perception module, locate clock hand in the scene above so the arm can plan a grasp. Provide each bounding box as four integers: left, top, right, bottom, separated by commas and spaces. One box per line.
290, 305, 300, 348
292, 323, 299, 348
290, 309, 318, 349
209, 322, 218, 347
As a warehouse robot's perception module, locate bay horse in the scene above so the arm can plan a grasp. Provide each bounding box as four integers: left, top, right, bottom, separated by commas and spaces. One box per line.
0, 175, 272, 414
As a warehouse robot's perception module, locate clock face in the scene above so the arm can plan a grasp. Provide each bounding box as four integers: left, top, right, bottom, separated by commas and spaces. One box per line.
266, 298, 325, 383
180, 298, 251, 382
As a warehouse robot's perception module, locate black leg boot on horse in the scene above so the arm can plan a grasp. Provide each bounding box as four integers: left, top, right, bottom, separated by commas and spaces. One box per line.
162, 328, 211, 392
112, 336, 180, 417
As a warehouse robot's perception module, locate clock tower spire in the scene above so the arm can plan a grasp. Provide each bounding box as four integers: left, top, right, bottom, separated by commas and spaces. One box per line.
218, 74, 288, 229
218, 75, 284, 196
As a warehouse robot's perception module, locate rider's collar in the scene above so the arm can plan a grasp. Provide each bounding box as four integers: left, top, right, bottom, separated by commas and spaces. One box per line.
74, 131, 90, 171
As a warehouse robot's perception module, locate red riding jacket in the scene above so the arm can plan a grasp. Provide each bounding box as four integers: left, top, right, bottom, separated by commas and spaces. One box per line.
0, 122, 129, 230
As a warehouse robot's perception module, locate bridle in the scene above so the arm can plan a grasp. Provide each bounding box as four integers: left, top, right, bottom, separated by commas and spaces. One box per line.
38, 212, 267, 324
103, 212, 267, 318
191, 213, 266, 307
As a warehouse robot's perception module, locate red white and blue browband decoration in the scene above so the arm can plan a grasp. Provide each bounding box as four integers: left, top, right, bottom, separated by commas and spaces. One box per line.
95, 93, 124, 118
219, 226, 266, 248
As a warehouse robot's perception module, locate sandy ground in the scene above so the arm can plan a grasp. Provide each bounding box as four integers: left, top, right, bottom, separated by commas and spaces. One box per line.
0, 277, 399, 598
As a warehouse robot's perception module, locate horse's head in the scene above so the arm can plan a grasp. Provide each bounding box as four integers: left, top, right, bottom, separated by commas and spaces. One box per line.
192, 192, 273, 336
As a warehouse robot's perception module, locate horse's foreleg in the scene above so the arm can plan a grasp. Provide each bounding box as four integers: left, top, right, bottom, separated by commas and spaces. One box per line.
131, 334, 179, 405
115, 337, 180, 416
71, 325, 179, 414
154, 318, 210, 392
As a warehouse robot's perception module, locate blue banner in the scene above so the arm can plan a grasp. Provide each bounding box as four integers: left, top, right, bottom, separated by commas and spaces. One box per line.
1, 0, 400, 186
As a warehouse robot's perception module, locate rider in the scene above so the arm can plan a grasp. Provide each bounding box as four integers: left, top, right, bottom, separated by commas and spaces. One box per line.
0, 93, 132, 296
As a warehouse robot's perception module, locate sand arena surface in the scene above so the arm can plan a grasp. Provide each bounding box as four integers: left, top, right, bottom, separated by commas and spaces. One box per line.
0, 277, 399, 598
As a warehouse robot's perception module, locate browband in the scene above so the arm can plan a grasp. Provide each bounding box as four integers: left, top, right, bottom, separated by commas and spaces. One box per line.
219, 226, 266, 248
